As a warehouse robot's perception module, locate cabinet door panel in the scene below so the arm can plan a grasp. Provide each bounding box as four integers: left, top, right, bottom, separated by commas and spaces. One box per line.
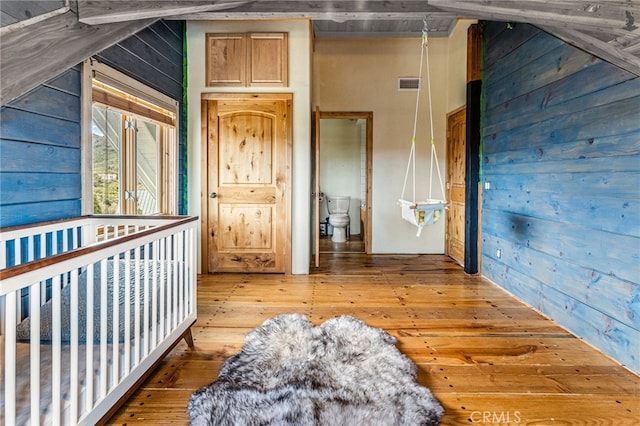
248, 33, 288, 87
206, 33, 246, 86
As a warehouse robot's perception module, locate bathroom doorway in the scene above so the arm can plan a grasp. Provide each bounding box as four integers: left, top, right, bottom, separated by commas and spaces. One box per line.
312, 110, 372, 265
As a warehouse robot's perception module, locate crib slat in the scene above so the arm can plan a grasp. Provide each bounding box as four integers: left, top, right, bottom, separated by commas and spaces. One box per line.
29, 282, 41, 425
51, 230, 58, 256
72, 225, 79, 250
85, 263, 95, 414
143, 247, 150, 358
40, 235, 47, 304
14, 236, 21, 266
52, 274, 62, 424
0, 241, 8, 335
134, 246, 141, 366
4, 291, 17, 424
151, 242, 159, 348
27, 235, 35, 262
112, 257, 120, 387
62, 227, 69, 254
188, 228, 194, 312
0, 238, 7, 269
100, 258, 108, 398
83, 222, 96, 247
159, 238, 166, 340
124, 253, 132, 376
178, 232, 184, 322
14, 241, 22, 326
166, 237, 173, 331
70, 269, 80, 423
172, 235, 179, 329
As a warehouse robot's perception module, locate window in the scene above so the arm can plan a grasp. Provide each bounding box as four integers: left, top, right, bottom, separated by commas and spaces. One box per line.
87, 60, 178, 215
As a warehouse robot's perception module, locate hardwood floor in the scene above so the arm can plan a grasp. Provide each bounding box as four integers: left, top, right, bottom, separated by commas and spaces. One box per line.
319, 233, 364, 253
108, 254, 639, 425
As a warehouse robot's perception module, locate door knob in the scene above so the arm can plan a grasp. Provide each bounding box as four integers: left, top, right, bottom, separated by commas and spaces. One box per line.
209, 192, 217, 198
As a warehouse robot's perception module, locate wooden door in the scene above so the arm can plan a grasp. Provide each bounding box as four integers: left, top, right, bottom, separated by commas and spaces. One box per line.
312, 106, 320, 267
202, 94, 292, 273
446, 106, 466, 265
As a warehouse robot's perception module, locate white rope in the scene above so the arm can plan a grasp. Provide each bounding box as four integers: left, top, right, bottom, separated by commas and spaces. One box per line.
424, 30, 446, 201
401, 19, 447, 205
425, 31, 435, 145
401, 142, 416, 202
401, 29, 426, 203
430, 142, 447, 201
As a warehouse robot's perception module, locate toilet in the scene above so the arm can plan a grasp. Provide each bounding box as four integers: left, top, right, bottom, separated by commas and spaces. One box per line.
327, 195, 350, 243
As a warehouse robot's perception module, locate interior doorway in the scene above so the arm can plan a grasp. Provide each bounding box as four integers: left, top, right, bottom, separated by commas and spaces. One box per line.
312, 110, 372, 265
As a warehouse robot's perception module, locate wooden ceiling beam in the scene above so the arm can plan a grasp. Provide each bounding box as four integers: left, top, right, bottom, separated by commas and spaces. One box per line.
0, 9, 155, 106
429, 0, 640, 75
428, 0, 638, 35
166, 1, 456, 21
541, 25, 640, 76
77, 0, 252, 25
608, 26, 640, 50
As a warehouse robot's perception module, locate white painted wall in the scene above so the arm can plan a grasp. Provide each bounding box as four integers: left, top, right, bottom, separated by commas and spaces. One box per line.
313, 20, 473, 253
186, 20, 312, 274
447, 20, 476, 111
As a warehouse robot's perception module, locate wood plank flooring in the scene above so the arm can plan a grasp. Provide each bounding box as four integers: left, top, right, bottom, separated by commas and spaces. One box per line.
107, 254, 639, 425
319, 234, 364, 253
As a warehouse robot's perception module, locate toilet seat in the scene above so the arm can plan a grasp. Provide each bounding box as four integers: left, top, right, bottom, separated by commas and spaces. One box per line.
328, 214, 350, 243
328, 214, 350, 227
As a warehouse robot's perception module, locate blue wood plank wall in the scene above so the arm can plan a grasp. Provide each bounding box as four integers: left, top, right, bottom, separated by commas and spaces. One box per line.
0, 67, 82, 226
0, 20, 186, 227
481, 22, 640, 373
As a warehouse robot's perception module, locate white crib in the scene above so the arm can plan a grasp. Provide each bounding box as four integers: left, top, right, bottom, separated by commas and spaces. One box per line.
0, 215, 198, 425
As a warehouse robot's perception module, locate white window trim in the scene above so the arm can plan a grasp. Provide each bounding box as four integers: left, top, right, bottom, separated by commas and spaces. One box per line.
81, 58, 180, 216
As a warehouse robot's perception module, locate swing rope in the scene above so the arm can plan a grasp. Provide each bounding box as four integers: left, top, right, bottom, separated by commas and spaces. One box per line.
400, 19, 447, 205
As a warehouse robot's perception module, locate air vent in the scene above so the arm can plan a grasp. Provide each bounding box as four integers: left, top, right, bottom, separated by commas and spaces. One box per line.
398, 77, 421, 91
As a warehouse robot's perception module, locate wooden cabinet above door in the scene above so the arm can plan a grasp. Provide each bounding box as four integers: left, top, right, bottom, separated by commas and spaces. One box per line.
206, 33, 288, 87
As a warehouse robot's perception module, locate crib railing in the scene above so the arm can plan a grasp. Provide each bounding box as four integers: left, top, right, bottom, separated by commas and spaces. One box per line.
0, 215, 198, 425
0, 216, 164, 335
0, 215, 161, 268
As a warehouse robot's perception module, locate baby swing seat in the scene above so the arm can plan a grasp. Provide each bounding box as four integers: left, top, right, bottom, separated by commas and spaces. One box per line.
399, 199, 446, 237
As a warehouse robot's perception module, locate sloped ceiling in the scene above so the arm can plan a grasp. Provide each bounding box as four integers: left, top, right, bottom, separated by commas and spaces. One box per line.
1, 1, 639, 106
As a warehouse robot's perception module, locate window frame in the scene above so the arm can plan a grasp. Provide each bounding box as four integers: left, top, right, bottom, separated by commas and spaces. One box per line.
82, 59, 180, 216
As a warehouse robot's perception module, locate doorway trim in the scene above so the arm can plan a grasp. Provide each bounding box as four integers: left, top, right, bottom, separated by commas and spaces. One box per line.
314, 111, 373, 261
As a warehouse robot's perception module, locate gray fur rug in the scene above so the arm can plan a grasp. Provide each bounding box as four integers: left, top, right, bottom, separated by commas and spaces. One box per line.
188, 314, 443, 425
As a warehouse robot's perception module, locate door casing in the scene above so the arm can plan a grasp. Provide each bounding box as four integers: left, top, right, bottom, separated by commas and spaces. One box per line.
312, 110, 373, 263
